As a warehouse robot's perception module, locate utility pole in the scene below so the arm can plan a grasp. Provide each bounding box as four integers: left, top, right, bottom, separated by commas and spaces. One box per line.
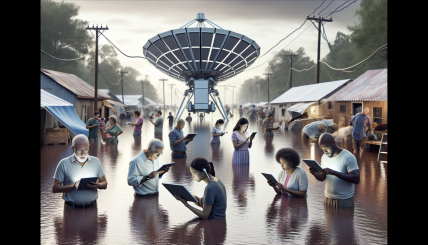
169, 84, 175, 113
251, 86, 253, 105
86, 24, 108, 112
306, 15, 332, 83
117, 69, 129, 105
159, 78, 168, 113
263, 72, 273, 107
285, 52, 297, 88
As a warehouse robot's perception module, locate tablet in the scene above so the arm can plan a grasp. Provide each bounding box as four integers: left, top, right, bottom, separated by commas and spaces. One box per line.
250, 132, 257, 138
77, 177, 98, 191
157, 162, 175, 172
261, 173, 278, 184
162, 183, 198, 202
302, 159, 323, 172
186, 133, 197, 139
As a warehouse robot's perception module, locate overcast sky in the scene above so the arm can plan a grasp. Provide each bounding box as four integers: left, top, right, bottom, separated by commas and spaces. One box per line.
60, 0, 362, 103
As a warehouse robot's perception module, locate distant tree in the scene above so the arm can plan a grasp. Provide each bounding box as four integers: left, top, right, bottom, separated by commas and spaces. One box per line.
40, 0, 93, 76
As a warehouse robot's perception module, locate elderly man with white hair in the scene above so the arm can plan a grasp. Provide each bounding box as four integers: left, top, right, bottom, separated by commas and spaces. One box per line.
127, 139, 170, 197
52, 134, 107, 208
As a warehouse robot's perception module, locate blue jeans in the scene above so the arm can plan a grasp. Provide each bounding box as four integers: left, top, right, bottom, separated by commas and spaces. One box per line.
171, 152, 187, 159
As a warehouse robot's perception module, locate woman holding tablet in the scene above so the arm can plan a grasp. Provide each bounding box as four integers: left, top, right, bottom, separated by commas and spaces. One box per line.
231, 118, 253, 164
174, 158, 227, 220
263, 112, 280, 137
267, 148, 308, 197
210, 119, 226, 144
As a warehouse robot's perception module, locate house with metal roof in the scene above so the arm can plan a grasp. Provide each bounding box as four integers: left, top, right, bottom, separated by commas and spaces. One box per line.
270, 79, 352, 122
321, 69, 387, 128
98, 89, 127, 116
40, 68, 112, 123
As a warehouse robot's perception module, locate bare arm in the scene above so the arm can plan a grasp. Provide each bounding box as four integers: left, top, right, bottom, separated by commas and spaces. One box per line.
232, 139, 249, 150
309, 167, 327, 181
52, 179, 75, 193
263, 121, 278, 131
183, 199, 212, 220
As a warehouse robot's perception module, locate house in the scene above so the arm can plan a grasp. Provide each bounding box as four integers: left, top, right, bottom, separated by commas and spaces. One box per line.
98, 89, 127, 118
321, 69, 387, 128
120, 95, 145, 112
41, 89, 89, 144
270, 79, 352, 123
40, 68, 112, 123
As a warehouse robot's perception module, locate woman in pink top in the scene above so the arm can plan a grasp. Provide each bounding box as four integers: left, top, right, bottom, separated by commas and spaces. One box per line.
128, 110, 143, 136
267, 148, 308, 197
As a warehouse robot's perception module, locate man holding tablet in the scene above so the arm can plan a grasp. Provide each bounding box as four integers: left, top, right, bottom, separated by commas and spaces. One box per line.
169, 119, 193, 159
309, 133, 360, 208
127, 139, 170, 197
52, 134, 107, 208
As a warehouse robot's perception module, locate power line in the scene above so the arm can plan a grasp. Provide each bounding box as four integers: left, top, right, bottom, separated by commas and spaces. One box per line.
323, 0, 358, 18
291, 63, 317, 72
322, 61, 334, 80
99, 32, 147, 59
320, 44, 387, 72
40, 48, 93, 61
310, 0, 327, 16
123, 78, 142, 88
317, 0, 335, 15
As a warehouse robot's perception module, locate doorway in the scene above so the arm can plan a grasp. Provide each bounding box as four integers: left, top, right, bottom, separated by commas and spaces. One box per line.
352, 103, 362, 115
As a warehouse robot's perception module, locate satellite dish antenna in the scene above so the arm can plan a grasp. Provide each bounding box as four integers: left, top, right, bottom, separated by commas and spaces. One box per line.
142, 13, 261, 122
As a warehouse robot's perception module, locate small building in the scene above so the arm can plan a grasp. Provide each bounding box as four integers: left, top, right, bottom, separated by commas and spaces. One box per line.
270, 79, 352, 123
321, 69, 387, 128
120, 95, 145, 112
41, 89, 89, 145
98, 89, 127, 118
41, 69, 111, 123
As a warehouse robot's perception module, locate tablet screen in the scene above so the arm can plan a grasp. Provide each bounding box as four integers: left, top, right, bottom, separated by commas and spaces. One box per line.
302, 159, 323, 172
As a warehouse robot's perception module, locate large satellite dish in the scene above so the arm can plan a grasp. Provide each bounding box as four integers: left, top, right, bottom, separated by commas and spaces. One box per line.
143, 13, 260, 121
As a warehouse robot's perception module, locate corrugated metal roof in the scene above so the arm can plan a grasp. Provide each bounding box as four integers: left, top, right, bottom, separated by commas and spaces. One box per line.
41, 69, 111, 99
325, 69, 387, 101
40, 89, 73, 107
270, 79, 352, 104
119, 95, 143, 106
144, 97, 162, 106
106, 100, 126, 107
98, 89, 123, 103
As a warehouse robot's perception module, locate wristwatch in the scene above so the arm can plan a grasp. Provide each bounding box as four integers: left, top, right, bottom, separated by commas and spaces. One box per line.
145, 175, 150, 180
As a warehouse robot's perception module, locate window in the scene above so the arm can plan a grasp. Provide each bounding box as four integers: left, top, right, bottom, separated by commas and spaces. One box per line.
328, 102, 333, 109
373, 107, 382, 125
340, 105, 346, 113
281, 108, 286, 117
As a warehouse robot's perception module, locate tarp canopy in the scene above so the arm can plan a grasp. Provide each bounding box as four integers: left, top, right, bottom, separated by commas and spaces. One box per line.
285, 102, 316, 121
41, 89, 89, 137
103, 100, 117, 115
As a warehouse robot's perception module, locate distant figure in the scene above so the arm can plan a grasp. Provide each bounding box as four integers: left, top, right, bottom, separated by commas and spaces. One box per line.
263, 112, 280, 137
105, 115, 123, 144
302, 121, 338, 140
225, 105, 230, 117
149, 110, 163, 140
258, 107, 266, 125
250, 105, 258, 120
211, 119, 225, 144
231, 118, 253, 164
52, 134, 107, 208
169, 119, 193, 159
174, 158, 227, 220
350, 107, 372, 156
127, 139, 169, 197
86, 111, 100, 141
309, 133, 360, 208
186, 113, 192, 122
239, 105, 243, 117
127, 110, 143, 136
267, 148, 308, 197
167, 112, 174, 125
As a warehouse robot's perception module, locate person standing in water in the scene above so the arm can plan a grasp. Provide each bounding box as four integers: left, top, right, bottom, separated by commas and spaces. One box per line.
210, 119, 226, 144
231, 118, 254, 164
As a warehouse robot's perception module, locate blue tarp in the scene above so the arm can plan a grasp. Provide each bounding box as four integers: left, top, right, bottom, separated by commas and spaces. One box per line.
41, 89, 89, 137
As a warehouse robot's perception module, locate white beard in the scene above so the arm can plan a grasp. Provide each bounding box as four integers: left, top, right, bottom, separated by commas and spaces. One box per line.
75, 153, 88, 163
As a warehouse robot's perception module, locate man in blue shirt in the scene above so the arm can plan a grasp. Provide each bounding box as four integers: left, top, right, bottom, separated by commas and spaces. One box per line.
351, 107, 372, 156
168, 119, 193, 159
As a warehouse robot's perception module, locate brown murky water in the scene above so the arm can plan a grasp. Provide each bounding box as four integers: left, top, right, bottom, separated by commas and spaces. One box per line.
41, 109, 387, 244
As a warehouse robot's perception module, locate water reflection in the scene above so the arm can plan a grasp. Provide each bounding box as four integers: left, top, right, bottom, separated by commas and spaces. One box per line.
53, 204, 107, 244
133, 135, 141, 150
264, 135, 275, 154
265, 195, 308, 242
167, 217, 227, 245
129, 195, 170, 243
322, 206, 357, 244
210, 143, 221, 162
232, 163, 255, 212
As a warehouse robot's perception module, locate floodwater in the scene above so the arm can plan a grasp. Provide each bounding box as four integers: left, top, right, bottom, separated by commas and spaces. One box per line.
41, 109, 387, 244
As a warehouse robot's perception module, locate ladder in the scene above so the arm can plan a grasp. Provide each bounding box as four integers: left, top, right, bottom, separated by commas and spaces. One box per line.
377, 133, 387, 163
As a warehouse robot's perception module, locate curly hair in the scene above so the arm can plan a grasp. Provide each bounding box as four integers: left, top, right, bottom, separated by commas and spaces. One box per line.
275, 148, 300, 168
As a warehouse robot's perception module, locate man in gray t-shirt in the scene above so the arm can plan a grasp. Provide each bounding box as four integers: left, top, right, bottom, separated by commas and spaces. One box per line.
150, 110, 164, 134
201, 180, 227, 219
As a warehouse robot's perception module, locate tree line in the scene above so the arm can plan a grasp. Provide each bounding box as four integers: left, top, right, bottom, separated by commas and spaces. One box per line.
236, 0, 387, 105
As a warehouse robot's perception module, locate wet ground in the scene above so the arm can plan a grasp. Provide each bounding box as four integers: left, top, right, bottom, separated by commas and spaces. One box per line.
41, 109, 387, 244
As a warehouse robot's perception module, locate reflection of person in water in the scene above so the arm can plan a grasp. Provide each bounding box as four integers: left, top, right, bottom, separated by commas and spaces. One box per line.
54, 204, 107, 244
128, 195, 170, 244
265, 195, 308, 242
232, 163, 255, 211
165, 217, 227, 245
174, 158, 227, 220
267, 148, 308, 197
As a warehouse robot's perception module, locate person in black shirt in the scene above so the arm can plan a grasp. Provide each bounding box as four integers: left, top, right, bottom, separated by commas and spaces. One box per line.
167, 112, 174, 125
